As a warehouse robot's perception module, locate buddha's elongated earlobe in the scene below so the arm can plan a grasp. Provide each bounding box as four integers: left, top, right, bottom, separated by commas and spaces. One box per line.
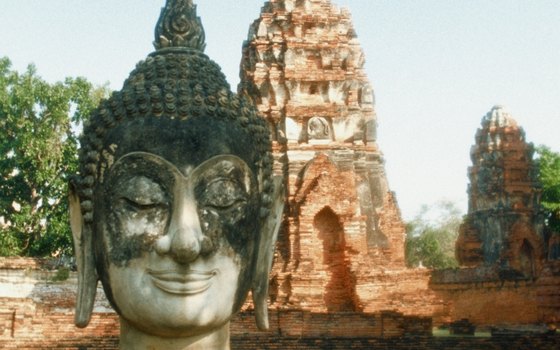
69, 181, 98, 328
253, 176, 284, 330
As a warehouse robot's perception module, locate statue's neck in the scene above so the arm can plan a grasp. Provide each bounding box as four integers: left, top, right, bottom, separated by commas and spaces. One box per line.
119, 318, 231, 350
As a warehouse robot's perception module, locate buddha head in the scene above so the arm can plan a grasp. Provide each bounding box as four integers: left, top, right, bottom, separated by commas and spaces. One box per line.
69, 0, 283, 346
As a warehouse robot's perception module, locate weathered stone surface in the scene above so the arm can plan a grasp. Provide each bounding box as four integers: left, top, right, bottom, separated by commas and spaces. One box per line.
240, 0, 407, 314
456, 106, 546, 276
68, 0, 283, 348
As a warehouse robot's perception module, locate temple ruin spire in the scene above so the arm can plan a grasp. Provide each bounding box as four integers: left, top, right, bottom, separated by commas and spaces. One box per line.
153, 0, 206, 52
240, 0, 406, 313
456, 106, 545, 275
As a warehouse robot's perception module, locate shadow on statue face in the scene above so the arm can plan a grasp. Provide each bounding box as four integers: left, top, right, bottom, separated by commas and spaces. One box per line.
93, 116, 260, 338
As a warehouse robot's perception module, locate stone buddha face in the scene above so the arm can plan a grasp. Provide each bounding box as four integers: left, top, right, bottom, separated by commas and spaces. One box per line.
69, 3, 281, 346
71, 113, 282, 348
96, 117, 261, 337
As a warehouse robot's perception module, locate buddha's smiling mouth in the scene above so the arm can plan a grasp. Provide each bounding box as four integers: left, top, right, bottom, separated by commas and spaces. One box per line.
147, 269, 218, 295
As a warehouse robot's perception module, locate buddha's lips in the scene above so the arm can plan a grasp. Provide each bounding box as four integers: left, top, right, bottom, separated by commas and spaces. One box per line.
147, 269, 217, 295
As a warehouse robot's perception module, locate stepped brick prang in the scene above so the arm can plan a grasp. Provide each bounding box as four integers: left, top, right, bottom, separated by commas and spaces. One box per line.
239, 0, 406, 313
456, 106, 546, 275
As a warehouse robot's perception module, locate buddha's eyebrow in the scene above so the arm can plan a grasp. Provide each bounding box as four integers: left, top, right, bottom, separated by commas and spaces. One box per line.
114, 152, 184, 178
190, 155, 251, 177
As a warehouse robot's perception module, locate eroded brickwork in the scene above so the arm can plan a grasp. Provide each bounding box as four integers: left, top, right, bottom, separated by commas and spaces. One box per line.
432, 262, 560, 327
1, 297, 559, 350
2, 274, 559, 350
1, 258, 559, 347
239, 0, 407, 313
0, 266, 435, 348
456, 106, 546, 274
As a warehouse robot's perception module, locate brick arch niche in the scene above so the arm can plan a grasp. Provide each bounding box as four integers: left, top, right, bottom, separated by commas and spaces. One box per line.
313, 206, 361, 312
519, 239, 536, 278
507, 218, 544, 275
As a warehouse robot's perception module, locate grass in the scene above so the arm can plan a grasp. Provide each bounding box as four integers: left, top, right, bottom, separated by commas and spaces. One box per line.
50, 267, 70, 282
432, 328, 491, 338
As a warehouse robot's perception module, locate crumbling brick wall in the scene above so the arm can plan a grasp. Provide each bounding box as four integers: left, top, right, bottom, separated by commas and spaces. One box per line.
1, 258, 559, 349
431, 263, 560, 326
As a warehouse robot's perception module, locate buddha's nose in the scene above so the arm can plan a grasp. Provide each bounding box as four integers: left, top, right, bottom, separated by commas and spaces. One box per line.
155, 199, 203, 264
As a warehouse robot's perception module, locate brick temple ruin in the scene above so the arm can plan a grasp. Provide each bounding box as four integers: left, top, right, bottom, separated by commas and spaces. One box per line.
238, 0, 408, 313
1, 0, 559, 349
430, 106, 560, 327
456, 105, 546, 274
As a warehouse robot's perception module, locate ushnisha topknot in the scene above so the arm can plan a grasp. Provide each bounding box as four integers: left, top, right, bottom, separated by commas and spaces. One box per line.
154, 0, 206, 51
74, 0, 273, 225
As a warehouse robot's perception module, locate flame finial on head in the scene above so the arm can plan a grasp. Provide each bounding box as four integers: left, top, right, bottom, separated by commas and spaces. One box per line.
154, 0, 206, 52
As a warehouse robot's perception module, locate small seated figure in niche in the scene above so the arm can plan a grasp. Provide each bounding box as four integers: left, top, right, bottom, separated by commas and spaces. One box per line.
308, 116, 331, 140
68, 1, 283, 349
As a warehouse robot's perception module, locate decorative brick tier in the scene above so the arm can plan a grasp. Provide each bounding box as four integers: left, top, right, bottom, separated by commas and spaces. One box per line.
239, 0, 408, 315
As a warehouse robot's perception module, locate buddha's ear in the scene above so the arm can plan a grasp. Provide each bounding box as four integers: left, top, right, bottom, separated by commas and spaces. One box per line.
69, 179, 98, 328
252, 176, 284, 330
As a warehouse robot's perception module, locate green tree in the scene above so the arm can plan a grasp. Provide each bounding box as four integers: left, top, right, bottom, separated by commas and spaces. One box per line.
0, 57, 108, 257
536, 145, 560, 234
405, 200, 462, 269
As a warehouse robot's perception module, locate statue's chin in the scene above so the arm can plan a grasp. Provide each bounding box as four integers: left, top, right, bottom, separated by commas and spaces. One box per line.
119, 316, 232, 350
122, 314, 231, 339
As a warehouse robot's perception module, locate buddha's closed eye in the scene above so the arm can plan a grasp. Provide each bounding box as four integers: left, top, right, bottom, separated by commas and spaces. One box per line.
120, 197, 169, 212
117, 175, 169, 205
112, 175, 170, 237
199, 178, 248, 210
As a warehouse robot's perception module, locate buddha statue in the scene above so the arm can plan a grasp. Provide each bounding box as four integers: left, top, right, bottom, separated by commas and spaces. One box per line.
68, 1, 283, 348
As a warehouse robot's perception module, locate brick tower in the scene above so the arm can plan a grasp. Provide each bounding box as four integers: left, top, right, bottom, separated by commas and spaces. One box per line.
456, 106, 546, 276
239, 0, 406, 312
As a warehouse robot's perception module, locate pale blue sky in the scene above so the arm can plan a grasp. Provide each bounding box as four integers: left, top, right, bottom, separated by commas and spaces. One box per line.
1, 1, 559, 220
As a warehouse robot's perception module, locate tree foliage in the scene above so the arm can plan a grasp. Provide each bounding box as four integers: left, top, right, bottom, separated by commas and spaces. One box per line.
405, 200, 462, 269
536, 145, 560, 234
0, 57, 108, 257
